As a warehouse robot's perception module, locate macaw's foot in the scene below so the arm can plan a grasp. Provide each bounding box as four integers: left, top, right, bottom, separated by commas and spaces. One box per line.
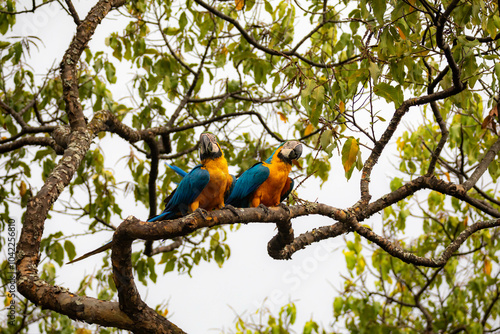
222, 204, 241, 218
194, 208, 209, 219
258, 203, 271, 215
278, 202, 290, 214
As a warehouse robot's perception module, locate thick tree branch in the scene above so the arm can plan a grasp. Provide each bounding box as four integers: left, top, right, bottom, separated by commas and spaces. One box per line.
111, 228, 185, 333
100, 109, 285, 143
267, 219, 294, 259
15, 123, 137, 327
0, 124, 57, 145
269, 222, 350, 259
366, 175, 500, 220
60, 0, 126, 129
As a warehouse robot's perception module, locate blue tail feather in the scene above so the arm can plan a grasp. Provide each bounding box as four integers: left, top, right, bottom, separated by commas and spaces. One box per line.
166, 163, 188, 178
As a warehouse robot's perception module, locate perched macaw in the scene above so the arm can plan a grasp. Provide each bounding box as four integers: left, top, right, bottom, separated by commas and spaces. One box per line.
68, 132, 233, 264
149, 132, 233, 221
166, 162, 236, 199
226, 141, 302, 208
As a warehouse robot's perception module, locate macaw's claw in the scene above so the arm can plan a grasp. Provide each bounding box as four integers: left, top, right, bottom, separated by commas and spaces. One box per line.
278, 202, 290, 214
258, 203, 271, 215
222, 204, 241, 218
194, 207, 209, 219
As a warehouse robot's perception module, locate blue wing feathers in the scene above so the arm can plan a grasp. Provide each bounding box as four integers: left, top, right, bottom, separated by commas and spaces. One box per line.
226, 163, 269, 207
148, 165, 210, 222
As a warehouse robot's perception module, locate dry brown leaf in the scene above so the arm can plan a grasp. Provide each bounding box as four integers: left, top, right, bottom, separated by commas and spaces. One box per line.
339, 101, 345, 113
481, 104, 498, 129
484, 258, 492, 276
235, 0, 244, 10
304, 123, 314, 136
397, 27, 406, 40
278, 112, 288, 123
20, 180, 27, 197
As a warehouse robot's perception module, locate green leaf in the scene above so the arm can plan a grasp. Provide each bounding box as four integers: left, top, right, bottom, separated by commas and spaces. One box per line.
104, 62, 117, 84
371, 0, 386, 23
390, 177, 403, 191
64, 240, 76, 261
369, 61, 380, 84
147, 257, 157, 283
214, 245, 225, 267
343, 250, 356, 270
264, 0, 273, 16
179, 12, 188, 30
333, 297, 343, 316
374, 82, 403, 107
320, 130, 332, 149
303, 320, 319, 334
51, 242, 65, 267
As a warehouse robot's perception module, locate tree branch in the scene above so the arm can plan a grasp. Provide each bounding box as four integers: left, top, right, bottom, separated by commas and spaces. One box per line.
423, 58, 449, 175
482, 285, 500, 327
193, 0, 359, 68
60, 0, 126, 129
64, 0, 81, 25
353, 218, 500, 267
267, 218, 294, 259
156, 11, 196, 75
0, 0, 57, 14
0, 136, 64, 154
434, 0, 465, 90
149, 237, 183, 256
462, 137, 500, 191
111, 225, 185, 333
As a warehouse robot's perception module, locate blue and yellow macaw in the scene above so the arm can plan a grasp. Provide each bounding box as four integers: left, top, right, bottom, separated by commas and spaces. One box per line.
226, 141, 302, 208
149, 132, 233, 221
68, 132, 233, 264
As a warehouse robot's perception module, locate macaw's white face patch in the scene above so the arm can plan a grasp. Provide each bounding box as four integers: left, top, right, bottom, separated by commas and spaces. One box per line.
281, 141, 303, 161
200, 133, 222, 159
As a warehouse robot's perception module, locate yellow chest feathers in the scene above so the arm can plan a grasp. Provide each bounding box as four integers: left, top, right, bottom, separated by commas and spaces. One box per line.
251, 156, 292, 207
193, 157, 231, 211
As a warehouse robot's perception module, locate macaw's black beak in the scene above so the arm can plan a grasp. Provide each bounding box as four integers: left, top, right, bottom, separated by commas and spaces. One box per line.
289, 143, 303, 160
200, 133, 211, 153
199, 132, 222, 160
